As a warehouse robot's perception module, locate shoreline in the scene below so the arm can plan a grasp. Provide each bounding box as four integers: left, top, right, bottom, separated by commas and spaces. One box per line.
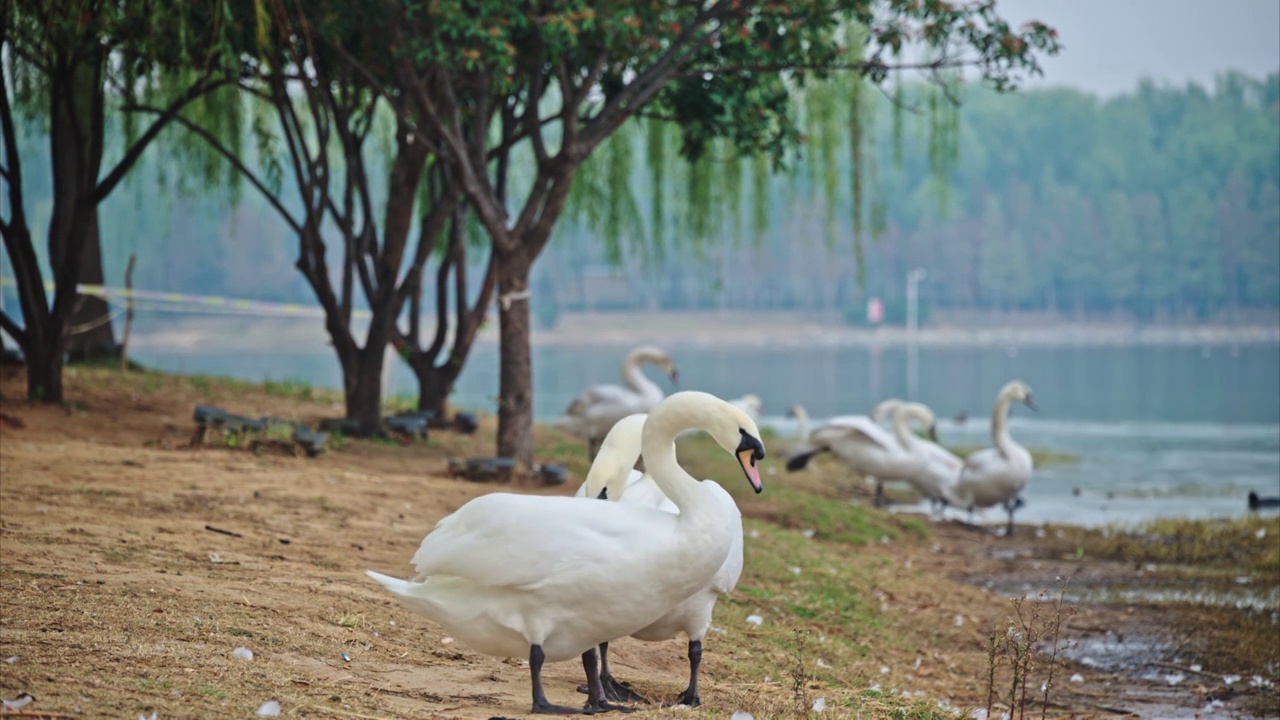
123, 312, 1280, 354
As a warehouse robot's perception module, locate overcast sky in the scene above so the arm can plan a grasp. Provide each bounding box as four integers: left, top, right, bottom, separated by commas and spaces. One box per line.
993, 0, 1280, 96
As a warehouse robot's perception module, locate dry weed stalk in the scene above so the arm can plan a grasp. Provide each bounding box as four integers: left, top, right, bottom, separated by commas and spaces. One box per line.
787, 628, 813, 712
983, 577, 1078, 720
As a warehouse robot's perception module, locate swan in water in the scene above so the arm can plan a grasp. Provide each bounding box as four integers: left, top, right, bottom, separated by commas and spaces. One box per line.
562, 346, 679, 458
785, 404, 927, 506
890, 402, 964, 517
572, 413, 738, 706
367, 391, 764, 714
942, 381, 1037, 535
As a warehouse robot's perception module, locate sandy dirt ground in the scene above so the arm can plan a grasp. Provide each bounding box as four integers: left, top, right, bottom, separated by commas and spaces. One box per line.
1, 366, 1275, 720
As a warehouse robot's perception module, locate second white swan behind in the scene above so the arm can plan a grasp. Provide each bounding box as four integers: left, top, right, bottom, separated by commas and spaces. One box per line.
368, 391, 763, 714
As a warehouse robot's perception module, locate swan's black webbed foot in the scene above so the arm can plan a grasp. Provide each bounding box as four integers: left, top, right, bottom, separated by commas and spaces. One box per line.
532, 699, 595, 715
583, 698, 636, 714
576, 674, 649, 704
600, 674, 649, 704
674, 687, 701, 707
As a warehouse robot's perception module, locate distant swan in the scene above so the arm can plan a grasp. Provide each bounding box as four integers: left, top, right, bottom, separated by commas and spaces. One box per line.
943, 381, 1037, 535
562, 346, 679, 457
367, 391, 763, 714
575, 413, 738, 706
891, 402, 963, 517
730, 394, 763, 420
785, 404, 926, 506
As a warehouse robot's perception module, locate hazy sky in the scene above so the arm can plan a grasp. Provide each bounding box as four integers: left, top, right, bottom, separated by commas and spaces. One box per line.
994, 0, 1280, 96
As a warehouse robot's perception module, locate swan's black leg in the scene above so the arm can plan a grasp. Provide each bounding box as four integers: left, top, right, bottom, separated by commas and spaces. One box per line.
582, 646, 635, 713
576, 642, 649, 703
600, 642, 649, 703
530, 645, 590, 715
673, 639, 703, 706
1004, 502, 1016, 537
873, 478, 886, 507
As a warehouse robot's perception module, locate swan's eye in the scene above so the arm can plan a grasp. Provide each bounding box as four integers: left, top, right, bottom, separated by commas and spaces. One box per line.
737, 428, 765, 461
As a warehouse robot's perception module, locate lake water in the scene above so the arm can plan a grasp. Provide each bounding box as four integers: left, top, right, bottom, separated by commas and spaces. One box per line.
133, 342, 1280, 528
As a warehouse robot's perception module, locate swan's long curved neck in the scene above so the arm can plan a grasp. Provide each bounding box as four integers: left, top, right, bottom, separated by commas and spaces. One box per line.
622, 354, 662, 399
642, 402, 715, 515
991, 394, 1017, 459
792, 406, 811, 441
890, 407, 915, 449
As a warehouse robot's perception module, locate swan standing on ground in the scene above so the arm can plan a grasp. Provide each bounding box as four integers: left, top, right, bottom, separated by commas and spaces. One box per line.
562, 346, 679, 458
943, 381, 1037, 535
367, 392, 764, 715
890, 402, 963, 517
785, 404, 926, 507
573, 413, 738, 706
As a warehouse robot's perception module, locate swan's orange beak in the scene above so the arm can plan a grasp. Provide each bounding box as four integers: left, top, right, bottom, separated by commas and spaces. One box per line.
737, 448, 763, 493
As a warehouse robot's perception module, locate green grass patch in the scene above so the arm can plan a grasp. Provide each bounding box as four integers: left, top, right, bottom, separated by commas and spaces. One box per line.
1058, 515, 1280, 573
263, 376, 315, 401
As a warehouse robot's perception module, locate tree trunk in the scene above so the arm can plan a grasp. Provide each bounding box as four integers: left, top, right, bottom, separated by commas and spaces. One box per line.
24, 339, 64, 402
65, 210, 117, 361
495, 249, 535, 467
341, 343, 388, 436
414, 360, 458, 418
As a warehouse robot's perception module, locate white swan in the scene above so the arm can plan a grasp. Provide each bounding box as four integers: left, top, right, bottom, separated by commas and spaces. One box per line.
870, 398, 903, 424
730, 394, 763, 419
943, 380, 1036, 535
572, 413, 738, 706
891, 402, 963, 517
562, 346, 679, 457
787, 404, 813, 444
368, 391, 764, 714
785, 404, 926, 507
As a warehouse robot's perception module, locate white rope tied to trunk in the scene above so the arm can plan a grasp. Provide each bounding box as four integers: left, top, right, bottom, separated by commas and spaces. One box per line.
498, 289, 530, 311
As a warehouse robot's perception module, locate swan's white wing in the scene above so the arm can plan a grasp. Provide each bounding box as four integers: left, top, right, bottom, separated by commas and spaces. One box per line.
412, 493, 677, 589
918, 439, 964, 470
565, 384, 638, 417
617, 474, 678, 513
813, 415, 896, 451
960, 447, 1003, 479
705, 482, 745, 593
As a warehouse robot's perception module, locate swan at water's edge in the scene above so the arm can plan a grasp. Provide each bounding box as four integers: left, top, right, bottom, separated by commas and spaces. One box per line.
785, 403, 927, 506
560, 345, 679, 458
942, 380, 1037, 536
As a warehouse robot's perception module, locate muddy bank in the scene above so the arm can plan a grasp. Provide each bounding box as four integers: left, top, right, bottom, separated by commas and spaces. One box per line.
897, 517, 1280, 719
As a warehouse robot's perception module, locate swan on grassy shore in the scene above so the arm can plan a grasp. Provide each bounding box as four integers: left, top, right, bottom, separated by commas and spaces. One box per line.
367, 391, 764, 714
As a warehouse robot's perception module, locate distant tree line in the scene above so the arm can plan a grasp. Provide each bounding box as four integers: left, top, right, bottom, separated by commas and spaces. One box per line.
535, 72, 1280, 323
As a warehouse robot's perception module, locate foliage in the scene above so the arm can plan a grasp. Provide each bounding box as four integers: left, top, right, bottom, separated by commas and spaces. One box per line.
542, 73, 1280, 319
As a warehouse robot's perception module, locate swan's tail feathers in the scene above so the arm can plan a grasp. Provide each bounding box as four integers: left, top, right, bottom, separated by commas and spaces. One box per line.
366, 570, 412, 598
785, 447, 824, 472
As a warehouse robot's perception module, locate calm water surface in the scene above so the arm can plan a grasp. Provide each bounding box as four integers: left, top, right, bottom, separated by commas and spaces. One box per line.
134, 342, 1280, 528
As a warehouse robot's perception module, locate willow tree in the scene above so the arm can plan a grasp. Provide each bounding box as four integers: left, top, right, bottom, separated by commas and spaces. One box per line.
378, 0, 1058, 466
150, 0, 509, 431
1, 0, 241, 401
